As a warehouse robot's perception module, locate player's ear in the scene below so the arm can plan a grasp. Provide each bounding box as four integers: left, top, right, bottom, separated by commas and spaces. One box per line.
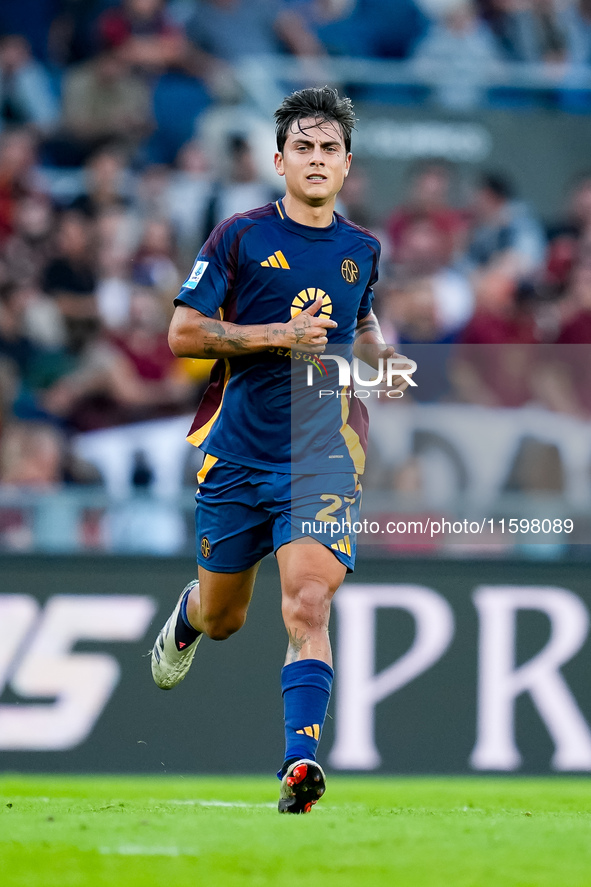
344, 153, 352, 176
274, 152, 285, 177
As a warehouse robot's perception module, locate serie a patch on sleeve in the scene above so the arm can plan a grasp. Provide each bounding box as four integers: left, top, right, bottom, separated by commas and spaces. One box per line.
183, 260, 209, 289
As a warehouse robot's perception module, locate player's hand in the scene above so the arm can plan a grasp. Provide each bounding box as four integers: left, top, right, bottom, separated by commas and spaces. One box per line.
354, 343, 416, 393
284, 298, 338, 353
381, 346, 416, 394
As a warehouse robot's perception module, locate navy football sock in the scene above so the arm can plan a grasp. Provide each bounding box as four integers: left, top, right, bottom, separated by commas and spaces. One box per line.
175, 586, 201, 649
279, 659, 334, 777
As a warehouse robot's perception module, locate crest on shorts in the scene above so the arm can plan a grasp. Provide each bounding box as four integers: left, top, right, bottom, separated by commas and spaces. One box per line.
341, 258, 359, 284
201, 537, 211, 558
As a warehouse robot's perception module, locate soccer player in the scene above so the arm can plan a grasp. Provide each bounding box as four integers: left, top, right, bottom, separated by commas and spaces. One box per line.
151, 87, 410, 813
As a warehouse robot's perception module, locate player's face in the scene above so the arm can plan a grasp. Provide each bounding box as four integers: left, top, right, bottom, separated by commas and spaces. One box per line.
274, 117, 352, 208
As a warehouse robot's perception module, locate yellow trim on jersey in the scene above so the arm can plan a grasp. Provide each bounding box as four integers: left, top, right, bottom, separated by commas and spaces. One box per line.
275, 200, 285, 219
197, 454, 218, 485
187, 359, 231, 448
339, 389, 365, 475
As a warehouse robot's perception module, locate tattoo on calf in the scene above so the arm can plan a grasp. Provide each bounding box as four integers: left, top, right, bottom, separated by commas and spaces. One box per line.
286, 627, 310, 663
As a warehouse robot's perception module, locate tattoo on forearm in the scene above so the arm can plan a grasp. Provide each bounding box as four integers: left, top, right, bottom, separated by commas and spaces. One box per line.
286, 627, 310, 663
355, 316, 381, 338
200, 319, 252, 356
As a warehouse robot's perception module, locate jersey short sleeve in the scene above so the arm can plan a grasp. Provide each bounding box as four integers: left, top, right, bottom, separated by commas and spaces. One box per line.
175, 218, 240, 317
356, 239, 380, 322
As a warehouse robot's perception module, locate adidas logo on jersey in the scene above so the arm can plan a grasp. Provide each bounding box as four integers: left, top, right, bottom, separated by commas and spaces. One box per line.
261, 250, 290, 269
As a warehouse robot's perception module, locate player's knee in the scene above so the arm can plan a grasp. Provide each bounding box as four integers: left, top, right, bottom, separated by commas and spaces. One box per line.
202, 610, 246, 641
283, 580, 331, 629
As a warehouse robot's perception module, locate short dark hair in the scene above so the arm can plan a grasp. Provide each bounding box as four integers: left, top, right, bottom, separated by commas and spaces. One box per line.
479, 172, 514, 201
274, 87, 356, 153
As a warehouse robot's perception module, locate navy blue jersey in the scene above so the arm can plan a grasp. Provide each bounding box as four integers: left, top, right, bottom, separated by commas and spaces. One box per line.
176, 199, 380, 474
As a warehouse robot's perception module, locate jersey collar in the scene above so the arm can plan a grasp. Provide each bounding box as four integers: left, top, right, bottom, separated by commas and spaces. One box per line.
275, 198, 338, 240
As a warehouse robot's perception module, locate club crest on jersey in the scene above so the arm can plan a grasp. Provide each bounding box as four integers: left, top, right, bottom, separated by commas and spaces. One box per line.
291, 288, 333, 319
341, 258, 360, 284
183, 260, 209, 289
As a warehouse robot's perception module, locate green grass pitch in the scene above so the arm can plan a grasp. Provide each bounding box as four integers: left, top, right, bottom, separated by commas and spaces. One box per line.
2, 775, 591, 886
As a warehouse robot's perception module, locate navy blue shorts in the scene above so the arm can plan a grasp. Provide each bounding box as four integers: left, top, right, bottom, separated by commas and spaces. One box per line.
195, 456, 361, 573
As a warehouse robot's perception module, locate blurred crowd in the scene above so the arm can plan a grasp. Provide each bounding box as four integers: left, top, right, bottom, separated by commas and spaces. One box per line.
2, 0, 591, 549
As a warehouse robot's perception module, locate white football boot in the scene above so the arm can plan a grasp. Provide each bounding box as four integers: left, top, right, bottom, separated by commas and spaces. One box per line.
151, 580, 202, 689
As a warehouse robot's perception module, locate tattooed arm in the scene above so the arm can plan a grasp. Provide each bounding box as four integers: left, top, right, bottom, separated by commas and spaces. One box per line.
353, 309, 389, 368
169, 298, 337, 359
354, 309, 415, 391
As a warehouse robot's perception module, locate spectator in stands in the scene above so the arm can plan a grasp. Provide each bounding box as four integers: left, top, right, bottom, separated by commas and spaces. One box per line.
98, 0, 190, 76
479, 0, 567, 63
0, 128, 45, 243
459, 270, 541, 345
451, 272, 541, 407
289, 0, 429, 59
132, 217, 180, 292
0, 282, 69, 421
185, 0, 323, 64
2, 193, 55, 287
559, 0, 591, 68
42, 285, 193, 431
68, 145, 134, 217
556, 263, 591, 343
388, 215, 474, 340
386, 159, 468, 263
59, 48, 153, 163
380, 277, 444, 344
336, 164, 379, 230
543, 173, 591, 292
412, 0, 502, 109
0, 35, 59, 135
0, 419, 102, 550
43, 210, 99, 353
467, 172, 546, 274
94, 207, 135, 332
165, 140, 213, 261
202, 133, 281, 239
0, 420, 64, 550
0, 0, 56, 64
0, 421, 64, 487
0, 282, 42, 397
